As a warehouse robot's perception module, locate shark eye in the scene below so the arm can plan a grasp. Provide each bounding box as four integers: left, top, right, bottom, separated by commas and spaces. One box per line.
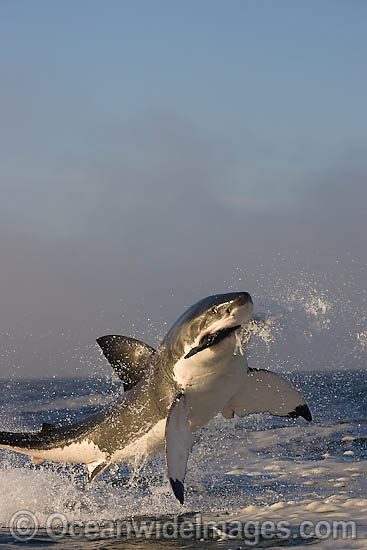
212, 306, 218, 314
226, 308, 231, 315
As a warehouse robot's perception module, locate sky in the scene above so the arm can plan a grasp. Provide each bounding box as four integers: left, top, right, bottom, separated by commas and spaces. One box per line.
0, 1, 366, 378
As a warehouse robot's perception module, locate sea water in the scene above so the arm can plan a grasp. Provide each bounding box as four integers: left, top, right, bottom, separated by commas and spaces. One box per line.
0, 272, 366, 549
0, 371, 366, 549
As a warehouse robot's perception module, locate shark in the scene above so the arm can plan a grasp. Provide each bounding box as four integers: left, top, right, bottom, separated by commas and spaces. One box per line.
0, 292, 311, 503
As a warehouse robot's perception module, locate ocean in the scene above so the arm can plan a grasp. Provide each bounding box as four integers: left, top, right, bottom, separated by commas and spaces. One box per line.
0, 370, 366, 549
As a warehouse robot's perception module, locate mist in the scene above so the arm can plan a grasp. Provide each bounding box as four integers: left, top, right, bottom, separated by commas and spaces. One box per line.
0, 114, 365, 378
0, 2, 366, 378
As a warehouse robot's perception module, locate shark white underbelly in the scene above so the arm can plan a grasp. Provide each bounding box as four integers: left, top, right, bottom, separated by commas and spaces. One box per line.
174, 338, 248, 430
114, 344, 248, 461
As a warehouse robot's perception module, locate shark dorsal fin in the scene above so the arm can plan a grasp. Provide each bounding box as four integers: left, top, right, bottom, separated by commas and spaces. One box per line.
96, 335, 155, 390
41, 422, 55, 432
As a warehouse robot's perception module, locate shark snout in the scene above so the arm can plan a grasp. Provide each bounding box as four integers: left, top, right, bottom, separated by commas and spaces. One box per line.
199, 293, 253, 340
185, 293, 253, 359
230, 293, 253, 327
235, 292, 253, 307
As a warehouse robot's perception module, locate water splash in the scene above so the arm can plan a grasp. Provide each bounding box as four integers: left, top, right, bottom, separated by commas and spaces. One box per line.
233, 329, 244, 355
244, 313, 281, 346
357, 331, 367, 350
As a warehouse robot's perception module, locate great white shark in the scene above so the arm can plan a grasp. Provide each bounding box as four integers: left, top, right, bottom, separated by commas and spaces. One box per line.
0, 292, 311, 503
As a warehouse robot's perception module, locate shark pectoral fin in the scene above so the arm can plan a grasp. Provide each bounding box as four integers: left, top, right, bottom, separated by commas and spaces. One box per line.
96, 335, 155, 390
221, 404, 234, 419
87, 458, 110, 483
32, 457, 45, 465
222, 368, 312, 422
165, 393, 194, 505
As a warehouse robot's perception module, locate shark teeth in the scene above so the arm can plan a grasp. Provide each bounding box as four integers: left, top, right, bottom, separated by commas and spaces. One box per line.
184, 325, 241, 359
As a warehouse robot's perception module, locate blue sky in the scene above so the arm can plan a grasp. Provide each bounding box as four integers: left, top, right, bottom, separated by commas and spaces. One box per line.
2, 2, 366, 208
0, 1, 366, 376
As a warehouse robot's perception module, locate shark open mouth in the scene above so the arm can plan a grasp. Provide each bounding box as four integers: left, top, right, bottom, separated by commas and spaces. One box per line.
184, 325, 241, 359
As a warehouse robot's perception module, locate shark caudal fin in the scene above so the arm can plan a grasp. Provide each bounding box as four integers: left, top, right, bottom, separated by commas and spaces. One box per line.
96, 335, 155, 390
222, 368, 312, 421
